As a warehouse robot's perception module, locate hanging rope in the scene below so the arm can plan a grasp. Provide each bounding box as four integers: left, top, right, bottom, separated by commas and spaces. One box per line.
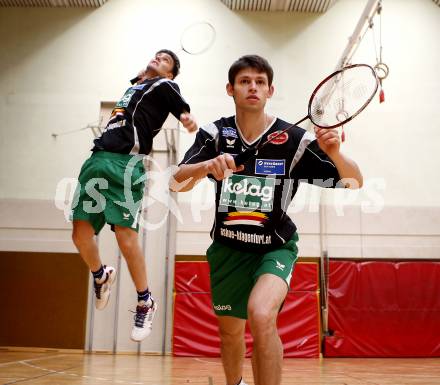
52, 118, 104, 139
371, 1, 389, 103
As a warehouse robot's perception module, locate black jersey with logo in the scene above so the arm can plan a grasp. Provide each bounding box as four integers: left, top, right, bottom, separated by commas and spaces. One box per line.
180, 116, 341, 253
93, 77, 190, 155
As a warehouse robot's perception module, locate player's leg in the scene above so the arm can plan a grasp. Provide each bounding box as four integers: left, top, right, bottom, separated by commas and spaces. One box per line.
71, 155, 116, 310
98, 152, 154, 341
72, 219, 101, 272
248, 233, 299, 385
114, 225, 149, 292
207, 242, 256, 385
114, 226, 147, 289
114, 225, 156, 341
72, 219, 116, 310
217, 316, 246, 385
71, 156, 102, 271
247, 274, 287, 385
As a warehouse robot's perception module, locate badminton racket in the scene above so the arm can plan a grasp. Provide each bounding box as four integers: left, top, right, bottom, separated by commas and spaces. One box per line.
131, 21, 216, 84
234, 64, 379, 166
52, 22, 215, 139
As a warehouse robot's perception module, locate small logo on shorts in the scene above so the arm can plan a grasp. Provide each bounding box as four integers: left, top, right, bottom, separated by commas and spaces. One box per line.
123, 213, 130, 220
214, 304, 232, 311
276, 260, 285, 271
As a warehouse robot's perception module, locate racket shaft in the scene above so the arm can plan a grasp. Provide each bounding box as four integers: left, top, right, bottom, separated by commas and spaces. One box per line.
258, 115, 309, 149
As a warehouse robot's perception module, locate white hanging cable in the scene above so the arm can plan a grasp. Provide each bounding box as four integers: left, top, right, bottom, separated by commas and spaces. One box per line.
52, 118, 104, 138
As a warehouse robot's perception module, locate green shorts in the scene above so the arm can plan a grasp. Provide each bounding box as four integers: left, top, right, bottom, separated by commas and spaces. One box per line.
206, 233, 299, 319
70, 151, 145, 234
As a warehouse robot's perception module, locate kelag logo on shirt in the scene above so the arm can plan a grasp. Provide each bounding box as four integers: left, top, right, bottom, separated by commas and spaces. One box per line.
116, 88, 136, 108
220, 174, 275, 212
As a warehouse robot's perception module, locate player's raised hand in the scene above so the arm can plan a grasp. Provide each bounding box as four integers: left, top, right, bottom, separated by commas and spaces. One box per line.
205, 153, 244, 181
180, 113, 198, 133
136, 69, 148, 82
314, 126, 340, 157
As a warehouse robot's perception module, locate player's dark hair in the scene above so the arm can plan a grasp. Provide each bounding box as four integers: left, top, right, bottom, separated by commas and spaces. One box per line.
156, 49, 180, 79
228, 55, 274, 86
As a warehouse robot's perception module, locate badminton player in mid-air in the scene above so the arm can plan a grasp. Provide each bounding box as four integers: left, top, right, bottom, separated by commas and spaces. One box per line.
172, 55, 363, 385
71, 49, 197, 342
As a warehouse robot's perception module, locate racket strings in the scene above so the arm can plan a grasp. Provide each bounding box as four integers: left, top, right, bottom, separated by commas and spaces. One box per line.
180, 22, 216, 55
310, 65, 378, 128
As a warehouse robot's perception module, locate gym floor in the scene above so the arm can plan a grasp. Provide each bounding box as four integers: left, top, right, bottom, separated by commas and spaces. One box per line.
0, 350, 439, 385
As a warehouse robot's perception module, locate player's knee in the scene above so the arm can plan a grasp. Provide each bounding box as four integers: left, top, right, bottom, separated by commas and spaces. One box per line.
72, 230, 89, 249
71, 229, 80, 246
218, 326, 243, 343
71, 222, 93, 247
115, 227, 138, 252
115, 235, 132, 253
248, 306, 275, 333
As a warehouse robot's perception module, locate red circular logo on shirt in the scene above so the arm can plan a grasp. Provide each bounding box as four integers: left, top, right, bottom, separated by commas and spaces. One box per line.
267, 131, 288, 145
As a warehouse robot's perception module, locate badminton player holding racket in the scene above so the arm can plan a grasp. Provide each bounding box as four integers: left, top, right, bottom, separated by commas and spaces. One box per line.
71, 49, 197, 342
172, 55, 365, 385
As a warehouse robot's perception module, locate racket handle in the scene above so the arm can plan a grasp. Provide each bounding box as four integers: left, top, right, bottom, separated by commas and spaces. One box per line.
234, 148, 258, 167
130, 76, 140, 85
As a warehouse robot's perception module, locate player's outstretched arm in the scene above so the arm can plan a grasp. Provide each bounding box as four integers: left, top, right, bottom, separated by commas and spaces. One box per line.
180, 112, 198, 133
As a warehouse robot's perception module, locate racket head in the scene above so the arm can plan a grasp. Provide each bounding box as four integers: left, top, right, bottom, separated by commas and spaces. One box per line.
180, 21, 216, 55
308, 64, 379, 129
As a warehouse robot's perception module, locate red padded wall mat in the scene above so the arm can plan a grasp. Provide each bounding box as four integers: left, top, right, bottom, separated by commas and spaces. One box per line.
173, 262, 320, 357
324, 261, 440, 357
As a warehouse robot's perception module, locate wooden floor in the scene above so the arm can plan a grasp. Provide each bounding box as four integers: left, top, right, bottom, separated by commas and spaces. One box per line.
0, 350, 439, 385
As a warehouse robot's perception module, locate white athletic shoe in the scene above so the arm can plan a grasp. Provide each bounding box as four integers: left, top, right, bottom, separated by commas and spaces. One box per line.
130, 298, 158, 342
93, 265, 116, 310
239, 380, 248, 385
